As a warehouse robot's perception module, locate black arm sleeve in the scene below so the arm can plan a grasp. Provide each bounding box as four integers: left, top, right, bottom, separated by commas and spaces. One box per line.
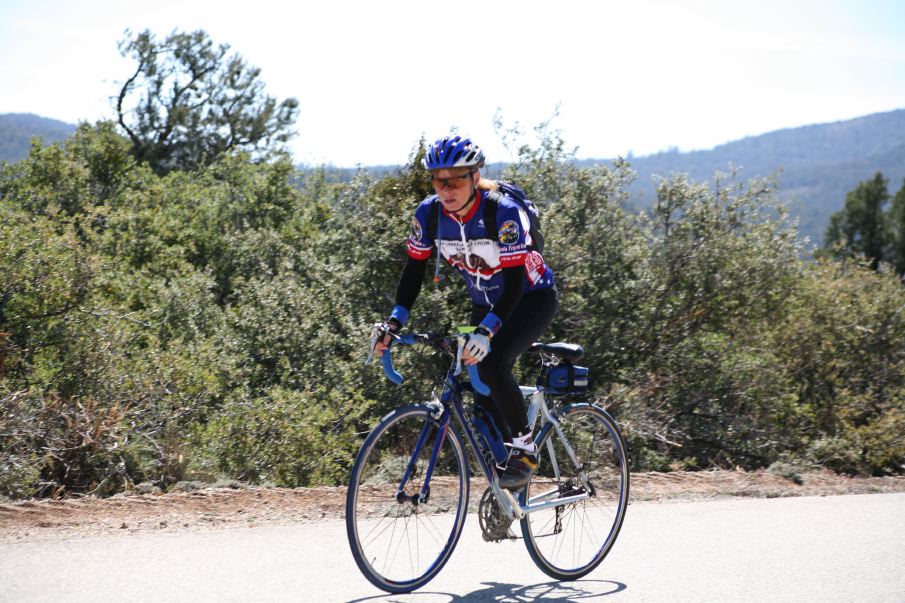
394, 257, 429, 311
489, 266, 525, 324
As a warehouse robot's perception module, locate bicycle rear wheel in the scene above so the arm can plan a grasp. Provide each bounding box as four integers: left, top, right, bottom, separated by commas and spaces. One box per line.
520, 403, 629, 580
345, 404, 469, 593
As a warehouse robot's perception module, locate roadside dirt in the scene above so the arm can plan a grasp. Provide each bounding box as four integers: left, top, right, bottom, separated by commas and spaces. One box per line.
2, 469, 904, 544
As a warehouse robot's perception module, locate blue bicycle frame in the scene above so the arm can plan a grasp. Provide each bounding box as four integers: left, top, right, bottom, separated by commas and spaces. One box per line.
380, 334, 516, 511
352, 329, 630, 592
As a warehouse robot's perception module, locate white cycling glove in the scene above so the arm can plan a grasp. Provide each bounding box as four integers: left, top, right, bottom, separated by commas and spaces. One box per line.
464, 327, 492, 363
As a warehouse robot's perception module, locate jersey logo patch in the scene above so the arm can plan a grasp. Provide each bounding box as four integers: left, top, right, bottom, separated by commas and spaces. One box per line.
498, 220, 520, 245
410, 216, 423, 241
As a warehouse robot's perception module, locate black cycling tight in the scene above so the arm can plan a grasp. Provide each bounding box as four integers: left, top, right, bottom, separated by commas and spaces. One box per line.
470, 286, 557, 441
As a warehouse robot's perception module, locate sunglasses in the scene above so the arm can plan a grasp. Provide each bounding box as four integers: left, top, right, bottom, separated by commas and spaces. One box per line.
431, 171, 474, 190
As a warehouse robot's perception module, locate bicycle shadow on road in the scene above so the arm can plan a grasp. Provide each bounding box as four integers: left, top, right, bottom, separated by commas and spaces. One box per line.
347, 578, 627, 602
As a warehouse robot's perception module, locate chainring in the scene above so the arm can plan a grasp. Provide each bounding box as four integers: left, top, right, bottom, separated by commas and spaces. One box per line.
478, 487, 516, 542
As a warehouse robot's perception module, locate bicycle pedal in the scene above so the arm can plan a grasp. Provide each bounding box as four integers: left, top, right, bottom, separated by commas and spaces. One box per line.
480, 528, 519, 543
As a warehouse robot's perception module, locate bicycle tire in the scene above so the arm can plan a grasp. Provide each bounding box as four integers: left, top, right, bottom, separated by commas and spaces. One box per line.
519, 402, 630, 580
345, 404, 469, 593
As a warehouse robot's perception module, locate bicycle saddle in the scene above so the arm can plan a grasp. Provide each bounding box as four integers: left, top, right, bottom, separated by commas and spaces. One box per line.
530, 342, 584, 361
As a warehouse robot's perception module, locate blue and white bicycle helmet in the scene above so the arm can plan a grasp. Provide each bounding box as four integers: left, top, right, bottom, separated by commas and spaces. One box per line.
424, 136, 486, 170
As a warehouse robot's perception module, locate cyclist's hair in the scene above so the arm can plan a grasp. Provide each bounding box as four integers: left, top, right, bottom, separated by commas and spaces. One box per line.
478, 178, 498, 192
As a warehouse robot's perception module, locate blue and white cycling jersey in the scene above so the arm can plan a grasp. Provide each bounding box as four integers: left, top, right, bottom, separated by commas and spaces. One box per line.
407, 190, 555, 307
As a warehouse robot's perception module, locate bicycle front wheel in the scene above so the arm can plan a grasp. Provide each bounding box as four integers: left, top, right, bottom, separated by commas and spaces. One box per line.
345, 404, 469, 593
520, 402, 629, 580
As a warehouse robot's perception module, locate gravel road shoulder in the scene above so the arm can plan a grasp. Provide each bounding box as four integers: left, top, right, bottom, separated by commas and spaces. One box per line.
2, 469, 903, 544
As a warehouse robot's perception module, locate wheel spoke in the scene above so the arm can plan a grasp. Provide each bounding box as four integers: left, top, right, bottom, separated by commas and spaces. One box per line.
520, 404, 629, 579
346, 406, 469, 593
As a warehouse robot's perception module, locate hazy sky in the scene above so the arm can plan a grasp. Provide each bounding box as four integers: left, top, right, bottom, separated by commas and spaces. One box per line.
2, 0, 904, 167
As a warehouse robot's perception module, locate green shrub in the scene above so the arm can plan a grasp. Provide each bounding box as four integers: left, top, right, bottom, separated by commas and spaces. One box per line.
768, 260, 905, 474
194, 387, 374, 486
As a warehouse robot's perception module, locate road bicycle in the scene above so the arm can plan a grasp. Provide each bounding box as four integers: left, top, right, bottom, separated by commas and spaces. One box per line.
345, 328, 630, 593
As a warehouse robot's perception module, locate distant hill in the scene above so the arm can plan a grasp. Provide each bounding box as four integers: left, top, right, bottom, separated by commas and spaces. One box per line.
587, 109, 905, 247
0, 113, 76, 162
6, 109, 904, 247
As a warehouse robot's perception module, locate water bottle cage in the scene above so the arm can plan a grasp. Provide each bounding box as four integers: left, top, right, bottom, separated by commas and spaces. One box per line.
465, 410, 497, 469
468, 406, 509, 466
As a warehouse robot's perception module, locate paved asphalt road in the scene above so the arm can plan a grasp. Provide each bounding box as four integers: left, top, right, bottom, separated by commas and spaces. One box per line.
2, 493, 903, 602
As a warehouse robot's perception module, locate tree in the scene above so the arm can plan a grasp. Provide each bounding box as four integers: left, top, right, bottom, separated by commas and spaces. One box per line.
886, 179, 905, 274
824, 172, 890, 270
115, 29, 299, 175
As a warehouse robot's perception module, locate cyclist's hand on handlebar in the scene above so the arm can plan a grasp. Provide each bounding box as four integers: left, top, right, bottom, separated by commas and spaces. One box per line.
462, 327, 491, 365
372, 318, 402, 358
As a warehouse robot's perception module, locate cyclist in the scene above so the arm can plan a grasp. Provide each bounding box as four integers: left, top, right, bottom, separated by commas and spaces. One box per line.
374, 135, 557, 489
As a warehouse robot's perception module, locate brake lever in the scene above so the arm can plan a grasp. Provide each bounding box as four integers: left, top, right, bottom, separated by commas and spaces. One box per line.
365, 322, 399, 366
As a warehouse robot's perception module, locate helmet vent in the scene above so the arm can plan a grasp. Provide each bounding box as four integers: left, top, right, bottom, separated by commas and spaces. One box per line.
424, 135, 485, 170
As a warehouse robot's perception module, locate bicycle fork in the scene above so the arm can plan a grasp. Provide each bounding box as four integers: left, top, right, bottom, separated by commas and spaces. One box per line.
395, 411, 450, 505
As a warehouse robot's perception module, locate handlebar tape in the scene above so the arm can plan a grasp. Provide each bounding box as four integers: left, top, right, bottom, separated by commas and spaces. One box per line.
380, 338, 490, 396
467, 364, 490, 396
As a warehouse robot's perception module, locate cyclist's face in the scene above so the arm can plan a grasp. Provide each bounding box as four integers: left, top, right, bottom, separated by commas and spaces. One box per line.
432, 168, 477, 213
